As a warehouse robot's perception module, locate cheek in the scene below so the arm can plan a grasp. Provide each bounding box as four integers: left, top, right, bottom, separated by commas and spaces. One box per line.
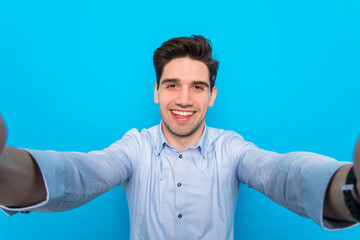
199, 98, 212, 110
158, 94, 174, 107
157, 99, 169, 112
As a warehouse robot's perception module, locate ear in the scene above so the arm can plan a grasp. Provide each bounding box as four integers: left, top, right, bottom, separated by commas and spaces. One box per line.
208, 86, 217, 107
154, 83, 159, 104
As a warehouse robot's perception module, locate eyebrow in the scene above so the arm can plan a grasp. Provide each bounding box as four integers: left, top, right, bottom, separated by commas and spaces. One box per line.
160, 78, 210, 88
160, 78, 179, 85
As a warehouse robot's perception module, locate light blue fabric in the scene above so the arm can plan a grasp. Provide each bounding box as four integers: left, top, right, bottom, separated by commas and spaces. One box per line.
0, 124, 352, 239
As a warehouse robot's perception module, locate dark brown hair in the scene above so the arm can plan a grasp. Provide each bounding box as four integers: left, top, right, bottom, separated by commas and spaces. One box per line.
153, 35, 219, 91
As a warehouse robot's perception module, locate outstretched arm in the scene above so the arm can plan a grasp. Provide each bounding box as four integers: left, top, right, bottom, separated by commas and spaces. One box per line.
324, 137, 360, 222
0, 115, 46, 207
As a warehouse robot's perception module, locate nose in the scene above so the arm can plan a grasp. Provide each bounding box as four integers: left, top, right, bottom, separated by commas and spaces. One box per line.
175, 88, 193, 107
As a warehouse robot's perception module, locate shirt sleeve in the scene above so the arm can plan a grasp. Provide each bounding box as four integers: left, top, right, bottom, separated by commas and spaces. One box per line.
0, 128, 142, 215
230, 134, 355, 230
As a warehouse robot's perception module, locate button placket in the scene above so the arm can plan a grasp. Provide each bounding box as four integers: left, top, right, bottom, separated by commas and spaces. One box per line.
174, 152, 186, 221
176, 153, 184, 189
177, 154, 183, 188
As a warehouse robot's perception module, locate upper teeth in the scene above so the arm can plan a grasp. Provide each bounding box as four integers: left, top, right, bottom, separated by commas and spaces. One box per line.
172, 110, 194, 116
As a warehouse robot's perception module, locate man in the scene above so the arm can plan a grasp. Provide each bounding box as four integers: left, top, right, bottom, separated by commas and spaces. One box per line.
0, 35, 359, 239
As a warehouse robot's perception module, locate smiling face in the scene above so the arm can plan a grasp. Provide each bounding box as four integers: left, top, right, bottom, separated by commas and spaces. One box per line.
154, 57, 217, 146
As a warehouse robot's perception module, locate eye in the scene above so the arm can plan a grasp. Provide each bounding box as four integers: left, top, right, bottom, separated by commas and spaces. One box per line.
194, 85, 204, 90
167, 84, 176, 88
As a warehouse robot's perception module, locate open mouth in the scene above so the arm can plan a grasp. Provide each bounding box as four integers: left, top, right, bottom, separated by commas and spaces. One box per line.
171, 110, 195, 116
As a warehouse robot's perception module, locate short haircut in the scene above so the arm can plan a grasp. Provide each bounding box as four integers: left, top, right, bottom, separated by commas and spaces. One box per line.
153, 35, 219, 91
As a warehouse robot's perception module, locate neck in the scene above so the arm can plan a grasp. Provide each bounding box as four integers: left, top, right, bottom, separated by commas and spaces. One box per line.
161, 122, 205, 152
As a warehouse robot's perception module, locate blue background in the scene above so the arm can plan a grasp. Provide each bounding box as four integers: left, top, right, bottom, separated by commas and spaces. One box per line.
1, 0, 359, 239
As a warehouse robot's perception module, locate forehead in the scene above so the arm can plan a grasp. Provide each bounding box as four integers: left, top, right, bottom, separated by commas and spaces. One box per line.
160, 57, 210, 84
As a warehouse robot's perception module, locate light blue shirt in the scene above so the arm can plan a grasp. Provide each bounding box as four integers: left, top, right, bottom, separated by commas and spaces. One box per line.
1, 124, 351, 239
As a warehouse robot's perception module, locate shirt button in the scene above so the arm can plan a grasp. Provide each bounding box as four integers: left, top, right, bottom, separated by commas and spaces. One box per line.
177, 182, 182, 187
178, 214, 182, 218
179, 154, 182, 159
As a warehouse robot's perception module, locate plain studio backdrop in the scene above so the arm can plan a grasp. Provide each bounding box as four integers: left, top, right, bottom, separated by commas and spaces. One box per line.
0, 0, 359, 239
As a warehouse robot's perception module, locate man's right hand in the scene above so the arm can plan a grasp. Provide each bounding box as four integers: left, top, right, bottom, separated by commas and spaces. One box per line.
0, 114, 47, 207
0, 114, 7, 154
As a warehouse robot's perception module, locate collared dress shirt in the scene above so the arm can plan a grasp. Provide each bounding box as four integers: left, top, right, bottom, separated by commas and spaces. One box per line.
1, 124, 351, 239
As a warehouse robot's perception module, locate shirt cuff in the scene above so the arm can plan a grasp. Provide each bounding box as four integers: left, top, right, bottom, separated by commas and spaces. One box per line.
307, 159, 358, 229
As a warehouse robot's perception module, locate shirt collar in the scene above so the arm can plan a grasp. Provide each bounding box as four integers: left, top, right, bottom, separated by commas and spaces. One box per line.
155, 123, 209, 159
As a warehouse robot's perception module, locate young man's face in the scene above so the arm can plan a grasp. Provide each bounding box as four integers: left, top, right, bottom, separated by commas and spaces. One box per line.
154, 57, 217, 141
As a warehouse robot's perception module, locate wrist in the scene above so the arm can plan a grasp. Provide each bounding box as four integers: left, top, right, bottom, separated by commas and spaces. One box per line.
342, 166, 360, 221
355, 180, 360, 204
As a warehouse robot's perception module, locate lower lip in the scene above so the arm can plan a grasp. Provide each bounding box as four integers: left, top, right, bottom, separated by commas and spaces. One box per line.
170, 111, 196, 122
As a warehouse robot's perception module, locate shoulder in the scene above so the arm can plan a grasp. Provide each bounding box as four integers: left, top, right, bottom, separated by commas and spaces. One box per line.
206, 126, 246, 144
205, 126, 256, 156
108, 125, 159, 150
